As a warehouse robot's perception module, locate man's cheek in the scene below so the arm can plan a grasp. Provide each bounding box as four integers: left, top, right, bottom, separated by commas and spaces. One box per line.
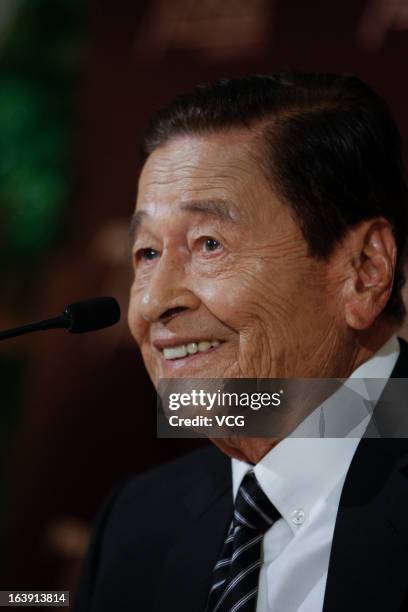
127, 302, 146, 345
198, 266, 277, 311
194, 277, 253, 327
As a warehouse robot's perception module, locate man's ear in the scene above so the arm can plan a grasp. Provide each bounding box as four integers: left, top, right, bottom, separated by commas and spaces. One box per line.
341, 219, 396, 330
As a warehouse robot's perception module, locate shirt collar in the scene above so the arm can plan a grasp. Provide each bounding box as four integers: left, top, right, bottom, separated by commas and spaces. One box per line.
351, 334, 399, 379
231, 335, 400, 533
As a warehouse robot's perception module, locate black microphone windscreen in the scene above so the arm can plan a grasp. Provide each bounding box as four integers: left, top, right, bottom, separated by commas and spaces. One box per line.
64, 297, 121, 333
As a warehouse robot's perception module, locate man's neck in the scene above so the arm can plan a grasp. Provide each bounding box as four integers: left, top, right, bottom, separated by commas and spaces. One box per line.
345, 320, 400, 378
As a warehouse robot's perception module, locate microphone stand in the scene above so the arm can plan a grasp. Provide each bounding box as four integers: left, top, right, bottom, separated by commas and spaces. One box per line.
0, 314, 70, 341
0, 297, 120, 341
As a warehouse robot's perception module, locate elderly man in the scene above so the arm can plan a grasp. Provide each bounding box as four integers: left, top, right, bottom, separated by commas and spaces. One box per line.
74, 73, 408, 612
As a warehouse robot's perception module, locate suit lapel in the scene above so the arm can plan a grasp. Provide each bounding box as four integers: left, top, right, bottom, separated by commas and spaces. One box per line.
324, 339, 408, 611
323, 439, 408, 611
153, 447, 233, 612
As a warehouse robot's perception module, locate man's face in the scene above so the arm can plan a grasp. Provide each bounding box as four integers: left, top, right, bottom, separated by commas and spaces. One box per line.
128, 130, 345, 387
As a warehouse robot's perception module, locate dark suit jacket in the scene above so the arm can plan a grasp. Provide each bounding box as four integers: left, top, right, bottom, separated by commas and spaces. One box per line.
74, 339, 408, 612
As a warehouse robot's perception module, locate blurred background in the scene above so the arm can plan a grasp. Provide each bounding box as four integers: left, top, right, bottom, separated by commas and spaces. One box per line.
0, 0, 408, 606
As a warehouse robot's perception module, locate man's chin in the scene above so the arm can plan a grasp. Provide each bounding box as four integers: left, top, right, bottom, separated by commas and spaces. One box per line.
209, 436, 280, 464
209, 437, 250, 461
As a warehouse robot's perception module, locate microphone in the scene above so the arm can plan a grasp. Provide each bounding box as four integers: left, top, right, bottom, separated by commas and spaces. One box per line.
0, 297, 121, 341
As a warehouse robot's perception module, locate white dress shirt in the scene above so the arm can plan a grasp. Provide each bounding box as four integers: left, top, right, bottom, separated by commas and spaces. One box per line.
231, 335, 400, 612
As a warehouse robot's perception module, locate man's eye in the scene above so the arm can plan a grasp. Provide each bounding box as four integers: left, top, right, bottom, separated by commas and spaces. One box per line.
136, 248, 159, 262
201, 237, 221, 252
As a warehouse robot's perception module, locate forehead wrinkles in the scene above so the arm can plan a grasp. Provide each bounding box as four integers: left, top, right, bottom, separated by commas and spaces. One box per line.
141, 159, 255, 189
140, 136, 258, 188
136, 135, 277, 228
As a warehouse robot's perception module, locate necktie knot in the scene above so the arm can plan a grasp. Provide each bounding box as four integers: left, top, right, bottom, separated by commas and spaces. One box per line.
233, 471, 280, 534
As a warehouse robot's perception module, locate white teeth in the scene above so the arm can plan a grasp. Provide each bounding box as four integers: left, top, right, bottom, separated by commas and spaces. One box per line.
162, 340, 221, 360
163, 345, 187, 360
187, 342, 198, 354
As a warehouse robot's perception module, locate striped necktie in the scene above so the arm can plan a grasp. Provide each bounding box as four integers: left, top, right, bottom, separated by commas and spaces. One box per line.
206, 471, 281, 612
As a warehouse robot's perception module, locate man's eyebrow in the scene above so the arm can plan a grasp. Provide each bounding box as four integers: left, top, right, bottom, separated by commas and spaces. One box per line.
179, 198, 239, 222
128, 198, 239, 245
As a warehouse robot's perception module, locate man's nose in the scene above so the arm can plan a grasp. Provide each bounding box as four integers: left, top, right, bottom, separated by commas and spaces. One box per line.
140, 249, 200, 323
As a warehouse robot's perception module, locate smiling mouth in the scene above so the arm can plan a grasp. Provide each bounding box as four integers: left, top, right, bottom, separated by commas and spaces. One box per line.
161, 339, 221, 360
